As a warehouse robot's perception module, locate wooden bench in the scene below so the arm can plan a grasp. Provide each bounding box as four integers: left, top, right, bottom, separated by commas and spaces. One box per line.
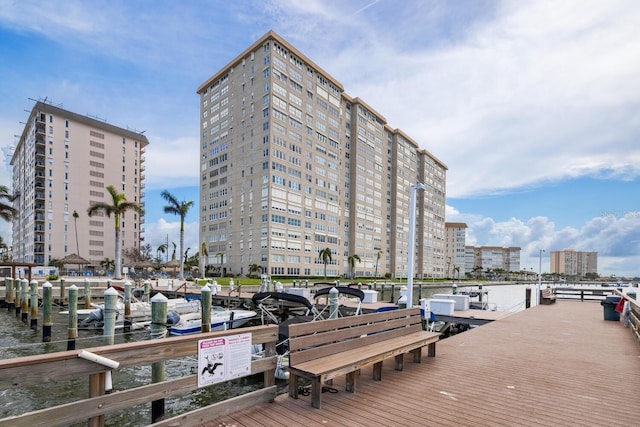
287, 307, 440, 408
540, 288, 557, 304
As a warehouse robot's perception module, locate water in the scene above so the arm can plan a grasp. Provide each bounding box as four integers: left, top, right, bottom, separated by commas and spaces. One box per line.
0, 283, 533, 424
0, 308, 269, 426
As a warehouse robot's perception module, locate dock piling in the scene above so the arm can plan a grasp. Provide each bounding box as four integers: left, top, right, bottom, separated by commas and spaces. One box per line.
42, 281, 53, 342
151, 293, 168, 423
59, 278, 66, 307
103, 287, 118, 345
84, 278, 92, 309
5, 277, 14, 311
67, 285, 78, 351
20, 279, 28, 323
201, 285, 212, 333
30, 280, 38, 330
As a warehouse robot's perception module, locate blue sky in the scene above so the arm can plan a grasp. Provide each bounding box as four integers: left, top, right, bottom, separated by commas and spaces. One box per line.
1, 0, 639, 277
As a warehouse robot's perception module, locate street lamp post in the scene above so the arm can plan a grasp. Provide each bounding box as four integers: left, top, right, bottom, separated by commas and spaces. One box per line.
537, 249, 545, 305
406, 182, 426, 309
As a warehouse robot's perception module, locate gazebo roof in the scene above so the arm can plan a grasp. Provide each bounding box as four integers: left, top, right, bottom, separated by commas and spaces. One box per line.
58, 253, 91, 265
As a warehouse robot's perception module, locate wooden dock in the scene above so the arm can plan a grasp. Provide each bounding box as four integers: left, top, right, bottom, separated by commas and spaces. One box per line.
207, 300, 640, 426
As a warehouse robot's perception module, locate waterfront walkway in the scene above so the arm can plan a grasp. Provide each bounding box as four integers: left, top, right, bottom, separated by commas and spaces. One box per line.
207, 300, 640, 426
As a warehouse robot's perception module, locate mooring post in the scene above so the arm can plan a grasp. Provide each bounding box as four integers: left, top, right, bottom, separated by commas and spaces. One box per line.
5, 277, 14, 311
106, 279, 112, 289
67, 285, 78, 351
201, 284, 212, 333
418, 282, 423, 300
14, 278, 21, 317
329, 287, 339, 319
390, 283, 396, 303
42, 281, 53, 342
84, 278, 92, 309
103, 287, 118, 345
380, 283, 385, 301
452, 283, 458, 295
525, 287, 531, 309
59, 278, 66, 306
151, 293, 168, 423
144, 279, 151, 303
30, 279, 39, 330
21, 278, 29, 324
124, 280, 132, 333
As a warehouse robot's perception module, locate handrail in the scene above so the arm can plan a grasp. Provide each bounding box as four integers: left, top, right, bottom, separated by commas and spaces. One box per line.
0, 324, 278, 427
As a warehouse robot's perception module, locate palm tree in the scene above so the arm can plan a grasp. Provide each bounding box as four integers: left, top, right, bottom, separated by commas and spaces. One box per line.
161, 190, 194, 280
215, 252, 224, 277
374, 250, 384, 279
72, 210, 80, 256
319, 247, 332, 280
100, 257, 115, 275
156, 243, 167, 264
87, 185, 143, 280
171, 242, 177, 260
199, 242, 208, 278
248, 263, 262, 278
0, 185, 17, 222
347, 254, 361, 280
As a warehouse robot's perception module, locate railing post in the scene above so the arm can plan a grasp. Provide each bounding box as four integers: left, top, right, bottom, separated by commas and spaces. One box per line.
67, 285, 78, 351
42, 281, 53, 342
151, 293, 168, 423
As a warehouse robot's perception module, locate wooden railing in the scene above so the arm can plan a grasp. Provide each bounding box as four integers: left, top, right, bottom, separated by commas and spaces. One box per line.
0, 324, 278, 427
552, 286, 616, 301
615, 290, 640, 342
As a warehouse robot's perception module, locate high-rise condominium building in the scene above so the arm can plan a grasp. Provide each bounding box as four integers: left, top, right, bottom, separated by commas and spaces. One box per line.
464, 246, 521, 277
550, 249, 597, 277
445, 222, 468, 278
11, 101, 148, 270
197, 31, 447, 279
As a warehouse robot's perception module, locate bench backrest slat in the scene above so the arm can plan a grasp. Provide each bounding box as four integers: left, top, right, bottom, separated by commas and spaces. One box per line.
288, 308, 425, 365
289, 315, 422, 351
289, 307, 421, 337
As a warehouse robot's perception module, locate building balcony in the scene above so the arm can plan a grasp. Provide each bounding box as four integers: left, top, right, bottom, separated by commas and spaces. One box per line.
34, 225, 44, 232
35, 161, 45, 169
35, 192, 45, 200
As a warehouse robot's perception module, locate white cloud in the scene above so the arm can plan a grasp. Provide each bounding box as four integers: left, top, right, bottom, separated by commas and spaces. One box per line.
143, 218, 200, 262
447, 205, 640, 277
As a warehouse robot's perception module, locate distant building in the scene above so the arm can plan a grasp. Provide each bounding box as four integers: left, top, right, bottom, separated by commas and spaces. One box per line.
550, 249, 597, 278
197, 31, 448, 279
445, 222, 467, 278
464, 245, 521, 278
10, 101, 148, 270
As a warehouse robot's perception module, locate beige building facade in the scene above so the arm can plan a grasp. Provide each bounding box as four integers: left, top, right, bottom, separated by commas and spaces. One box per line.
11, 101, 148, 271
550, 249, 597, 277
197, 31, 447, 279
445, 222, 468, 278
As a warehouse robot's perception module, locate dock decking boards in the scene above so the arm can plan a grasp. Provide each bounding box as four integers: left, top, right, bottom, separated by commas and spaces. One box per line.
205, 300, 640, 427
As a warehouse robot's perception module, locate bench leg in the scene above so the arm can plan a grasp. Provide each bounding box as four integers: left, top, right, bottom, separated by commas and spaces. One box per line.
289, 373, 299, 399
395, 354, 404, 371
427, 342, 436, 357
412, 347, 422, 363
346, 371, 357, 393
311, 377, 322, 409
373, 361, 383, 381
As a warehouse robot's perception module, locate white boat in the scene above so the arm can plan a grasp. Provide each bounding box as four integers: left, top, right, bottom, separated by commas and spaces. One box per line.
168, 307, 257, 336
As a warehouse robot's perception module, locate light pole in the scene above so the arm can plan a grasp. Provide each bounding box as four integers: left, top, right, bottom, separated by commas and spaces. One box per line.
406, 182, 426, 308
537, 249, 545, 305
